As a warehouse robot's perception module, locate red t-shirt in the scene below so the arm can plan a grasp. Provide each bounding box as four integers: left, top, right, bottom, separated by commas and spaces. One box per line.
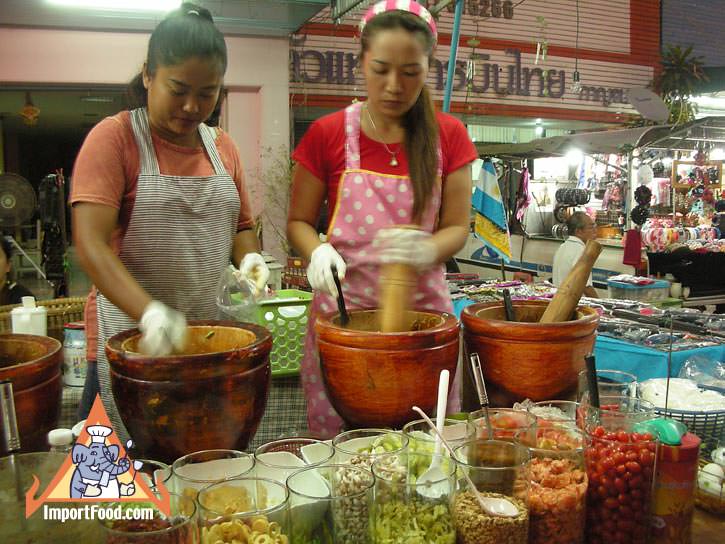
292, 108, 477, 206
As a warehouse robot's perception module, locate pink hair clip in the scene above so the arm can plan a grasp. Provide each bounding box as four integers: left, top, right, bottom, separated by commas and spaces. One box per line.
359, 0, 438, 40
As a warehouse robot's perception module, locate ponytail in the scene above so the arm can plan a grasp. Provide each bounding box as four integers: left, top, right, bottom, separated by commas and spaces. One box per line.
403, 85, 438, 221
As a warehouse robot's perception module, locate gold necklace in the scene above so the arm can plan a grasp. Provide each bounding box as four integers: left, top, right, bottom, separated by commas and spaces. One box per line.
364, 103, 400, 167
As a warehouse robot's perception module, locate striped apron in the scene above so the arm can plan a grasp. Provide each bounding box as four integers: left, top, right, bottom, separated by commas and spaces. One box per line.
96, 107, 240, 441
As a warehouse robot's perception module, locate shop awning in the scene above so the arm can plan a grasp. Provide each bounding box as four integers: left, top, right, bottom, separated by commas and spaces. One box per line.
475, 116, 725, 158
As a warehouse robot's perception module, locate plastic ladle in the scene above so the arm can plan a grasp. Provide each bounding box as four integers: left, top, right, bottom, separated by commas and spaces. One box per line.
411, 406, 519, 518
415, 370, 450, 499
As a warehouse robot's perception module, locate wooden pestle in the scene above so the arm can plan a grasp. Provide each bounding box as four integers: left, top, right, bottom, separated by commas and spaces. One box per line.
379, 262, 416, 332
540, 239, 602, 323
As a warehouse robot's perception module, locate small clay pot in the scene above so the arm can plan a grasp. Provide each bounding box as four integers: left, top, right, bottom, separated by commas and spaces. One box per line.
106, 321, 272, 463
0, 334, 62, 454
316, 309, 460, 429
462, 300, 598, 406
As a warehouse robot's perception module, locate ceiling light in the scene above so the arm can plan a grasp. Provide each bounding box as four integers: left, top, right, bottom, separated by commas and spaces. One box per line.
661, 157, 673, 167
47, 0, 181, 11
80, 96, 114, 103
535, 125, 544, 137
711, 148, 725, 160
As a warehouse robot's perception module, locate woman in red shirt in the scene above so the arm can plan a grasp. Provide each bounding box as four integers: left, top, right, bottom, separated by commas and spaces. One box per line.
288, 0, 477, 437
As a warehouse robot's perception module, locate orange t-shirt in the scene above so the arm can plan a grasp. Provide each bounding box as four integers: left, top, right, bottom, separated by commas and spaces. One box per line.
70, 110, 255, 360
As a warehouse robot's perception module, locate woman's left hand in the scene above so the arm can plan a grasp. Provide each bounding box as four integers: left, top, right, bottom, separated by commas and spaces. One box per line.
237, 252, 270, 295
375, 227, 438, 270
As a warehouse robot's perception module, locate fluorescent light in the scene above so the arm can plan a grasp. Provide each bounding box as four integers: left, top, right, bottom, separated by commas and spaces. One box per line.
80, 96, 114, 103
47, 0, 181, 11
535, 125, 544, 137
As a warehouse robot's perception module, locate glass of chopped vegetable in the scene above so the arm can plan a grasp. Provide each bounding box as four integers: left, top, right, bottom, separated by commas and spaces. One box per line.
530, 400, 581, 427
524, 424, 587, 544
287, 463, 374, 544
402, 418, 475, 457
469, 408, 538, 446
371, 451, 456, 544
197, 477, 290, 543
332, 429, 409, 467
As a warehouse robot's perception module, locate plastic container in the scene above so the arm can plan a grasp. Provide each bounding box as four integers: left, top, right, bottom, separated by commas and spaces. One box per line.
170, 449, 255, 503
10, 296, 47, 336
651, 433, 701, 544
48, 428, 74, 454
371, 452, 456, 543
607, 278, 670, 302
452, 439, 530, 544
257, 289, 311, 377
62, 322, 86, 387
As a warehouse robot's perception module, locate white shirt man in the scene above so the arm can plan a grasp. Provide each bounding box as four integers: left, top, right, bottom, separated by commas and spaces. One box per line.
552, 212, 599, 298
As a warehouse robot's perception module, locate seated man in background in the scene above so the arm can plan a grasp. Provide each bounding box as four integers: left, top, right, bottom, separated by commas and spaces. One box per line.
552, 211, 599, 298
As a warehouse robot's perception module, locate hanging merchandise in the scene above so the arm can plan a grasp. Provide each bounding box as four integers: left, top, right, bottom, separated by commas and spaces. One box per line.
637, 164, 654, 185
635, 185, 653, 206
631, 204, 650, 225
514, 166, 531, 221
472, 159, 512, 261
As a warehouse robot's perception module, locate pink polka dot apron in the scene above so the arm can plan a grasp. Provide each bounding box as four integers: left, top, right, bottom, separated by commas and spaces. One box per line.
301, 101, 460, 438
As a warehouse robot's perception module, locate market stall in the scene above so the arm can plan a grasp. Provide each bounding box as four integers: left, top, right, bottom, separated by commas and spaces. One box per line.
457, 119, 725, 308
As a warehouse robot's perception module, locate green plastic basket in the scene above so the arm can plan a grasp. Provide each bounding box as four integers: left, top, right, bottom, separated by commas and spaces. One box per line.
257, 289, 312, 377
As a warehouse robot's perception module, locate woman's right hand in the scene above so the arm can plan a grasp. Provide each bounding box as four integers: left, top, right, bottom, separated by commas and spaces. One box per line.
139, 301, 188, 356
306, 243, 346, 297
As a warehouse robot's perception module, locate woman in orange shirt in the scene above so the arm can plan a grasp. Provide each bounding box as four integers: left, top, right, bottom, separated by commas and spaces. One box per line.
71, 3, 268, 429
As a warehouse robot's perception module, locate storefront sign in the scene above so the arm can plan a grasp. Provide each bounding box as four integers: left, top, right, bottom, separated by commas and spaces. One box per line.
290, 47, 629, 107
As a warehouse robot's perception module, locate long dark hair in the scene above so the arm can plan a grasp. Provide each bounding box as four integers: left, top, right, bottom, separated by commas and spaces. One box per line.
361, 10, 438, 221
127, 2, 227, 120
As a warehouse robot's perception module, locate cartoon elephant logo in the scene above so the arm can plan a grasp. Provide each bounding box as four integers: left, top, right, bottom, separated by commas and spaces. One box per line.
70, 425, 135, 499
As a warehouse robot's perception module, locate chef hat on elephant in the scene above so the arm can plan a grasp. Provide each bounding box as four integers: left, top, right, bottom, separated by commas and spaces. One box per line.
87, 425, 113, 443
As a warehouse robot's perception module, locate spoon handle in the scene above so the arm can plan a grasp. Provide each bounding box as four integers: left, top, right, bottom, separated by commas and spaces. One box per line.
433, 370, 449, 458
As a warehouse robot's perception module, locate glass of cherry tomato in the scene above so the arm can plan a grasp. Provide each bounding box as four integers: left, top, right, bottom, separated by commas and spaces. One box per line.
582, 398, 659, 544
469, 408, 537, 446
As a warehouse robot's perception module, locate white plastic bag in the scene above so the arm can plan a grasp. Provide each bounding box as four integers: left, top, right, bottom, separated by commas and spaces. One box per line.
216, 265, 259, 323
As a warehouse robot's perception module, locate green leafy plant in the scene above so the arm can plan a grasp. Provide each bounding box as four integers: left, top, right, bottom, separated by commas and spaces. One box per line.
654, 44, 709, 125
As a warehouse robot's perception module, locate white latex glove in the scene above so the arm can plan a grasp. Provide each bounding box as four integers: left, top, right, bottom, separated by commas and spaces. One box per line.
375, 227, 438, 270
237, 252, 270, 296
306, 243, 347, 297
138, 301, 188, 356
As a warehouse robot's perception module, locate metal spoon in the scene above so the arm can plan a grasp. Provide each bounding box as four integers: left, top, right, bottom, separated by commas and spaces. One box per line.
412, 406, 519, 518
470, 353, 493, 440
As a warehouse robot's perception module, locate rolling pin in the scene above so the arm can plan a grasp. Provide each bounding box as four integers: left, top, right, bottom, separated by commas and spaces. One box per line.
540, 239, 602, 323
379, 262, 416, 332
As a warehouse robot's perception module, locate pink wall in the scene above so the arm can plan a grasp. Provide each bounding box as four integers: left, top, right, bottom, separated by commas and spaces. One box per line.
0, 27, 290, 259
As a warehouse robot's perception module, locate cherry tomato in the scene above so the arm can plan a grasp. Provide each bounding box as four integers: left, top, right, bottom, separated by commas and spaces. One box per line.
629, 475, 644, 489
626, 451, 639, 462
630, 488, 643, 499
592, 426, 606, 437
605, 497, 619, 509
626, 461, 642, 473
640, 432, 653, 441
616, 430, 629, 443
616, 464, 627, 475
639, 449, 654, 466
614, 477, 627, 493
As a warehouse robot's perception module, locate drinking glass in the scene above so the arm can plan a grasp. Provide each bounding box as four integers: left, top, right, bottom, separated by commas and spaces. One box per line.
197, 477, 289, 543
287, 464, 374, 544
469, 408, 537, 446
